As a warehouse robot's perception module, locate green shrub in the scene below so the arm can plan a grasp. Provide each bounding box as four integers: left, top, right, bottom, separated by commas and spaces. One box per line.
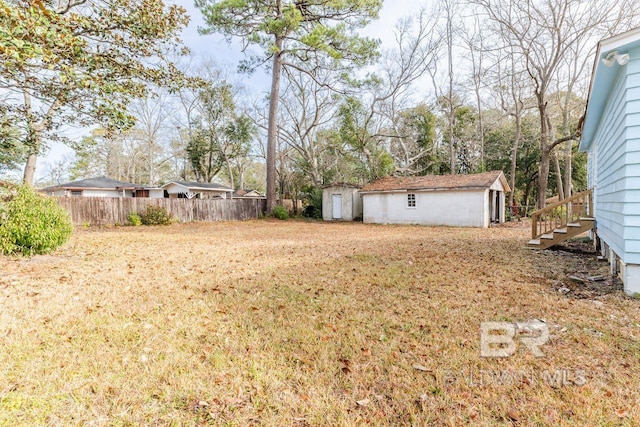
140, 205, 174, 225
302, 186, 323, 219
128, 213, 142, 226
0, 185, 73, 255
272, 205, 289, 220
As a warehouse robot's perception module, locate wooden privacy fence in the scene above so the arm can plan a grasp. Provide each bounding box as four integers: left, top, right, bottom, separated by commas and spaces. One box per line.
55, 197, 267, 226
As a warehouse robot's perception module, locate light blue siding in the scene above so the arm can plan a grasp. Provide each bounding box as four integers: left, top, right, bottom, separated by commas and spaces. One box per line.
579, 30, 640, 293
624, 48, 640, 262
587, 47, 640, 264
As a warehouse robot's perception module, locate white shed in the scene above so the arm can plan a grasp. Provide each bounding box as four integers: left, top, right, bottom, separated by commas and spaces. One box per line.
322, 183, 362, 221
360, 171, 511, 228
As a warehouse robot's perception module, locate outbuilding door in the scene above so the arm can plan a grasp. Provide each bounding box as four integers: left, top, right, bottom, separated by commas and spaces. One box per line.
332, 194, 342, 219
489, 190, 502, 223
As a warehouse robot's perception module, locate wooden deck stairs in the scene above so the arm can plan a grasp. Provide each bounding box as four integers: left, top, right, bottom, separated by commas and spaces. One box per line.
528, 189, 594, 250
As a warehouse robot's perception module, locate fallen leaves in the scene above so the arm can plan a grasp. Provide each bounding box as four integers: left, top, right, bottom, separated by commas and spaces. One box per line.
616, 408, 629, 418
339, 358, 351, 374
507, 409, 521, 421
356, 398, 370, 407
0, 220, 638, 425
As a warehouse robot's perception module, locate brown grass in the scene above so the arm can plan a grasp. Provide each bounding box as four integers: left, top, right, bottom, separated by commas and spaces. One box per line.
0, 220, 639, 426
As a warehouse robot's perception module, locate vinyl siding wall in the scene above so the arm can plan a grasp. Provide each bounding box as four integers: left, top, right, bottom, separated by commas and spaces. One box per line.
590, 47, 640, 264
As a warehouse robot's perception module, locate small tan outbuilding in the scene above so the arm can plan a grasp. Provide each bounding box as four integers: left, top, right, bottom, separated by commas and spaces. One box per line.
322, 183, 362, 221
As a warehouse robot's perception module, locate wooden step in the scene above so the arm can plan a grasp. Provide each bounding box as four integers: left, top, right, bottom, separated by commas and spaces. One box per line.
529, 221, 595, 250
528, 189, 594, 250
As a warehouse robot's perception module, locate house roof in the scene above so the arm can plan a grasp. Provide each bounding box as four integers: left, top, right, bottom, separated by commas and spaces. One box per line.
580, 27, 640, 151
40, 176, 142, 191
361, 171, 511, 193
162, 181, 234, 193
234, 189, 264, 197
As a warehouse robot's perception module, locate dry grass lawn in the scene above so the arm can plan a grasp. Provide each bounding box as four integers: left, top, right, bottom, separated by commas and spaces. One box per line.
1, 220, 639, 426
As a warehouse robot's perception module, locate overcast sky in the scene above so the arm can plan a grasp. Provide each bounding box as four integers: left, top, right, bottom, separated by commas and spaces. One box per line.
33, 0, 429, 182
181, 0, 427, 91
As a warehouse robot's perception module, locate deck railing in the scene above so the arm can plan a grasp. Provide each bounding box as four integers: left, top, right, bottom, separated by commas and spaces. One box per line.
531, 189, 593, 239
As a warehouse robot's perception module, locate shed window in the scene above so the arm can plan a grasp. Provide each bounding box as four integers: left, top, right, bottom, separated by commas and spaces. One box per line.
70, 190, 83, 197
407, 193, 416, 208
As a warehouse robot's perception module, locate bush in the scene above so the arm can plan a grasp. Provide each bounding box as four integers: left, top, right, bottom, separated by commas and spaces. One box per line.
128, 213, 142, 226
302, 186, 323, 219
272, 205, 289, 220
0, 185, 73, 255
140, 205, 174, 225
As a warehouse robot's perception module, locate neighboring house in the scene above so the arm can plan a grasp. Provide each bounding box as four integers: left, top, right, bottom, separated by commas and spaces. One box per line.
134, 187, 165, 199
40, 176, 162, 198
162, 181, 234, 199
360, 171, 510, 227
578, 27, 640, 294
233, 189, 264, 198
322, 183, 362, 221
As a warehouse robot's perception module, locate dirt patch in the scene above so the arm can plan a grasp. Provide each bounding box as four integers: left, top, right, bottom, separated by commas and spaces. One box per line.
538, 239, 625, 299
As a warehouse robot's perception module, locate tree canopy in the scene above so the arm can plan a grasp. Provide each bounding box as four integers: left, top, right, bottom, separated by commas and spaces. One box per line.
0, 0, 193, 184
196, 0, 382, 212
3, 0, 640, 215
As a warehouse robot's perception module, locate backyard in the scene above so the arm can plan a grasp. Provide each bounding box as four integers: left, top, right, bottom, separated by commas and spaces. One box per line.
0, 220, 638, 425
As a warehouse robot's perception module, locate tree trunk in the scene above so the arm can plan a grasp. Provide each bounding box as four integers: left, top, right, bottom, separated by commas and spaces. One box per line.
446, 0, 456, 174
226, 156, 235, 191
553, 152, 564, 200
22, 126, 41, 186
508, 114, 521, 208
309, 158, 321, 188
238, 164, 245, 190
148, 141, 154, 185
23, 153, 38, 186
22, 93, 41, 186
537, 98, 550, 209
448, 107, 455, 174
564, 139, 572, 199
538, 147, 550, 210
266, 36, 284, 214
476, 101, 484, 172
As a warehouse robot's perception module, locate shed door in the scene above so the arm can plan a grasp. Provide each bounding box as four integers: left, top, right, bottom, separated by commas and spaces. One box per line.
332, 194, 342, 219
489, 190, 500, 223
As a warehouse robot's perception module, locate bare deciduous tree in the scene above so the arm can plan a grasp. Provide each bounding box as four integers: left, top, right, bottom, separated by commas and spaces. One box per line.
472, 0, 639, 208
